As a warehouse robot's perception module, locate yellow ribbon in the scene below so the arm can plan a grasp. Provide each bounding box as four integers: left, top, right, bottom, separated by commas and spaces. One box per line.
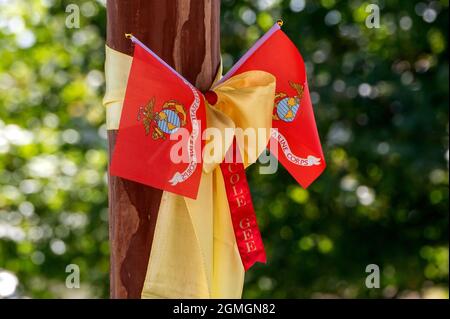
103, 46, 132, 130
103, 45, 275, 298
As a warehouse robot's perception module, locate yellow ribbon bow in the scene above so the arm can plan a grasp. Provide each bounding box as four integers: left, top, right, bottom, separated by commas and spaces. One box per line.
104, 46, 276, 298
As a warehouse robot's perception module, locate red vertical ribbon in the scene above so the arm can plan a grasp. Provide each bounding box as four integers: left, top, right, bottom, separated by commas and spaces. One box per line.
220, 139, 267, 271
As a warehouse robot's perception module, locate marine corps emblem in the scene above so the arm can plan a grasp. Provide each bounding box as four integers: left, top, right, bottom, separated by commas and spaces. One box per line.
137, 97, 187, 140
273, 81, 304, 122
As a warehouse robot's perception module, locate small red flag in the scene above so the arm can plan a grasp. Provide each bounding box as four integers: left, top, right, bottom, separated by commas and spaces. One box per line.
218, 24, 326, 188
110, 39, 206, 199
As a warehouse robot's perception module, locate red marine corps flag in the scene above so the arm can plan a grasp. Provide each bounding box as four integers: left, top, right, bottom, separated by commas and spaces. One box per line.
216, 22, 326, 189
110, 36, 206, 199
211, 21, 325, 270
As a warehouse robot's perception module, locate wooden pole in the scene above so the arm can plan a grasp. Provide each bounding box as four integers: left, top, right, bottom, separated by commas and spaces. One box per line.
106, 0, 221, 298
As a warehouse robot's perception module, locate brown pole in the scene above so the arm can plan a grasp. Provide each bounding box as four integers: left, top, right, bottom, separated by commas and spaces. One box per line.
106, 0, 221, 298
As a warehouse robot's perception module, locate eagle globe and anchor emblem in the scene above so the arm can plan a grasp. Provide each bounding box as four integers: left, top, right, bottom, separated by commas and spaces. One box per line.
137, 97, 187, 140
273, 81, 304, 122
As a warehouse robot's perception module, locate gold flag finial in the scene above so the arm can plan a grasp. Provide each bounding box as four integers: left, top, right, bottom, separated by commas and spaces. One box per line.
125, 33, 133, 39
277, 19, 284, 27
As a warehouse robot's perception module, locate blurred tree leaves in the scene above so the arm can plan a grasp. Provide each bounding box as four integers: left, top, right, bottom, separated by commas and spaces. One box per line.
0, 0, 448, 298
223, 0, 449, 299
1, 0, 108, 298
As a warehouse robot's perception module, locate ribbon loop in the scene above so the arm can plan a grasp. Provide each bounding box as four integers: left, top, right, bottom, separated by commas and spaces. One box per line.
202, 70, 276, 172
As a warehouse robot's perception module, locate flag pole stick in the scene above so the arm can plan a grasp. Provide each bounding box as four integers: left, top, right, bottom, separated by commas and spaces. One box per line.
106, 0, 221, 298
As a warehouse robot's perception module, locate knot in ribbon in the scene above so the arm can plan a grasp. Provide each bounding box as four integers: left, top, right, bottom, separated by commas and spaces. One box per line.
202, 70, 276, 172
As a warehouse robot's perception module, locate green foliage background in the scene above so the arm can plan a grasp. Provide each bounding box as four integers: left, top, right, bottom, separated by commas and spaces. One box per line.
0, 0, 448, 298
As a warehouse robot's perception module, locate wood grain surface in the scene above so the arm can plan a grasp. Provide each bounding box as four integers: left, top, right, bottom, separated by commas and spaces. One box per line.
106, 0, 221, 298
